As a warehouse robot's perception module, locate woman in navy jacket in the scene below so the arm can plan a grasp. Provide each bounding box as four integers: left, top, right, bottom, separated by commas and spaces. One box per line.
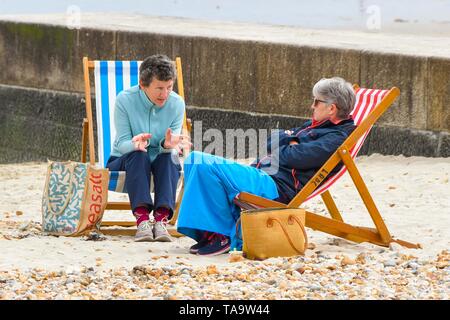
177, 77, 356, 256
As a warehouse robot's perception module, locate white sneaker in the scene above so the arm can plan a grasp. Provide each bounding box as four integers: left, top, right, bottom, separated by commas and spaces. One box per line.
135, 220, 155, 242
153, 219, 172, 242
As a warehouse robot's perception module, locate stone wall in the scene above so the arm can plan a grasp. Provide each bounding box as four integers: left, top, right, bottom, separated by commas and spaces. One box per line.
0, 19, 448, 163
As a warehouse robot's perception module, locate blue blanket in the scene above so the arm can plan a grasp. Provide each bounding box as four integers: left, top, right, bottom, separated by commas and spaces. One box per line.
177, 151, 279, 250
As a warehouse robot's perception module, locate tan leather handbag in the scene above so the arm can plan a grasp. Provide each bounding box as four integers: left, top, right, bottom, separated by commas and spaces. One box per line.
239, 208, 308, 260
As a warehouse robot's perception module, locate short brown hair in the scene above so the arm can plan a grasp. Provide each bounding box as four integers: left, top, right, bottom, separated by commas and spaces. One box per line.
139, 54, 176, 86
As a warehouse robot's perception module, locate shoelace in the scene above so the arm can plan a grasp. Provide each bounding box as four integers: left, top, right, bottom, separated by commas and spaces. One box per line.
206, 232, 227, 243
139, 220, 153, 230
154, 218, 169, 233
157, 217, 168, 226
206, 232, 217, 242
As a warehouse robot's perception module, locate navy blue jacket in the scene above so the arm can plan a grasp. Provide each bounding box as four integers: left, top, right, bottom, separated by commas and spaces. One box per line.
252, 118, 356, 204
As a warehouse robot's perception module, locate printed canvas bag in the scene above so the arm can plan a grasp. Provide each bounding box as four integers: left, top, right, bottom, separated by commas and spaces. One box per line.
42, 161, 109, 236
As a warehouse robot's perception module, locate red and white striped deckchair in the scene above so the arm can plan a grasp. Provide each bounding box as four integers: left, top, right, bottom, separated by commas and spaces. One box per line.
236, 86, 421, 249
303, 87, 387, 202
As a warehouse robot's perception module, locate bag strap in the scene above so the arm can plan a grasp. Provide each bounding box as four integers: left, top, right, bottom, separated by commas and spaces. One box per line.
235, 217, 242, 240
267, 215, 308, 255
288, 214, 309, 252
45, 162, 76, 216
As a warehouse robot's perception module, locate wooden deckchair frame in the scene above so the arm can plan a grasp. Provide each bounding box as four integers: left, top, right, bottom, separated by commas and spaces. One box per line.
81, 56, 190, 236
237, 86, 421, 249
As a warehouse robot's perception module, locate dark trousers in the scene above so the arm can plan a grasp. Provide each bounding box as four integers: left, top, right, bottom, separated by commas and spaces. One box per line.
107, 151, 181, 219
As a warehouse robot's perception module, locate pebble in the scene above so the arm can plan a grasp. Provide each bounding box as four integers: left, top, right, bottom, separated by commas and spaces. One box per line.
308, 284, 322, 291
389, 242, 404, 252
0, 242, 447, 300
407, 262, 419, 270
383, 259, 397, 267
341, 256, 357, 266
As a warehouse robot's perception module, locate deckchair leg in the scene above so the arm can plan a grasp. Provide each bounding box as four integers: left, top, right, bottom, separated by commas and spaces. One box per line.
338, 149, 392, 244
106, 202, 131, 210
101, 221, 135, 227
321, 190, 344, 222
81, 118, 89, 163
169, 181, 184, 226
305, 210, 387, 246
99, 228, 184, 237
306, 210, 422, 248
320, 190, 372, 243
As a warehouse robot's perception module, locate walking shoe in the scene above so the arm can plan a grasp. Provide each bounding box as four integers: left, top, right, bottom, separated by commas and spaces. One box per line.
153, 218, 172, 242
189, 232, 213, 254
197, 233, 230, 256
135, 220, 154, 242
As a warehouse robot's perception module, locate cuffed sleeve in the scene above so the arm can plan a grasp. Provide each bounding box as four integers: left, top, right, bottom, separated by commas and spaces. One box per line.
158, 98, 185, 154
159, 138, 173, 153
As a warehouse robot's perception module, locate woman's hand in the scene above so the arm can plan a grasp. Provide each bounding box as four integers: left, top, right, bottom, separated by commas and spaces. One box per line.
163, 128, 192, 154
132, 133, 152, 152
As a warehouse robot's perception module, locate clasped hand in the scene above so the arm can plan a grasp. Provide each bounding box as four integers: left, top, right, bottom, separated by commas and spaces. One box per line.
284, 130, 299, 145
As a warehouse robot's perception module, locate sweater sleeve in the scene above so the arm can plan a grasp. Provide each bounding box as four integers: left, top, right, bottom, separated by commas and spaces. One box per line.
113, 96, 135, 155
266, 128, 301, 152
274, 130, 348, 170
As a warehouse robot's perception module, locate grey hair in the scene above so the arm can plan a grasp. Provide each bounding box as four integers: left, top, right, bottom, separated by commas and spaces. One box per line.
139, 54, 176, 87
312, 77, 355, 119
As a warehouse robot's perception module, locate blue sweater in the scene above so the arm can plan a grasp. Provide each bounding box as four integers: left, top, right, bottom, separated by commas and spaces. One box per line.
110, 85, 185, 162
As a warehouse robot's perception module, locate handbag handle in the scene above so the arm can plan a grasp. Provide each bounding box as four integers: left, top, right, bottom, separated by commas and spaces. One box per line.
267, 215, 308, 255
45, 162, 76, 216
236, 217, 242, 240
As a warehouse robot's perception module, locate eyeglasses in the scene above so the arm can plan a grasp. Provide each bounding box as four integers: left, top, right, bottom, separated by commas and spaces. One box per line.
313, 98, 329, 106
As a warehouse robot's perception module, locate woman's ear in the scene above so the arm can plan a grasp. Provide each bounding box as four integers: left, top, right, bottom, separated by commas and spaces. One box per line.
330, 103, 337, 115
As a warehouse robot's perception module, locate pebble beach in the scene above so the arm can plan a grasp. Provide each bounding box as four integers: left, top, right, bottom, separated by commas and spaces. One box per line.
0, 154, 449, 300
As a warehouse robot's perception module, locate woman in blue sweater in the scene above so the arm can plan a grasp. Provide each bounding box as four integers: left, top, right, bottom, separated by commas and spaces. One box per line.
177, 77, 356, 256
107, 54, 189, 243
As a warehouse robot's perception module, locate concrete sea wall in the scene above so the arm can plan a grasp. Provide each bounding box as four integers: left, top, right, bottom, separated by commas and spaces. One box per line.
0, 15, 448, 162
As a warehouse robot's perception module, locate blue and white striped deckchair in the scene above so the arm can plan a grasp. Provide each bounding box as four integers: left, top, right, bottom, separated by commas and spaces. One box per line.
94, 60, 142, 193
82, 57, 189, 231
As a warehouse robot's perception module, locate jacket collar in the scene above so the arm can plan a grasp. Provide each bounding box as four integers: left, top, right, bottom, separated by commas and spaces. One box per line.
310, 116, 354, 128
139, 88, 156, 109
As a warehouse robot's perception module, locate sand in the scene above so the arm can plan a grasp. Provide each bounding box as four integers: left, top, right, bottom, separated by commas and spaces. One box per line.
0, 154, 448, 299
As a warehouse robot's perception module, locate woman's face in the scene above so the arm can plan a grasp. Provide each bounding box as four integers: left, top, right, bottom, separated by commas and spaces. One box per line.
311, 97, 334, 122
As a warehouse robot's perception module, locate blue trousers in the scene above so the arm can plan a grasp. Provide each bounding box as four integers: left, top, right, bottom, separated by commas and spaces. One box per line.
177, 151, 279, 250
107, 151, 181, 219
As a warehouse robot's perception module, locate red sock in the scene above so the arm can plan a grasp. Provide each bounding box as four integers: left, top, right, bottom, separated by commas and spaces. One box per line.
134, 206, 150, 225
154, 207, 170, 222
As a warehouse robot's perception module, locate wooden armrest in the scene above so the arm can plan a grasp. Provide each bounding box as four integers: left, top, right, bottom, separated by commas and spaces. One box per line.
238, 192, 287, 208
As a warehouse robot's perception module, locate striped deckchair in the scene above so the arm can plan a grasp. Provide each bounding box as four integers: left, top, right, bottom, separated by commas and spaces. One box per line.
235, 86, 421, 249
81, 57, 190, 236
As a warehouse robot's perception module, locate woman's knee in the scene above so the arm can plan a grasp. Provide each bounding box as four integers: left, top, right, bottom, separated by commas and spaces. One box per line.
126, 151, 150, 169
154, 152, 181, 169
185, 151, 201, 165
185, 151, 220, 167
